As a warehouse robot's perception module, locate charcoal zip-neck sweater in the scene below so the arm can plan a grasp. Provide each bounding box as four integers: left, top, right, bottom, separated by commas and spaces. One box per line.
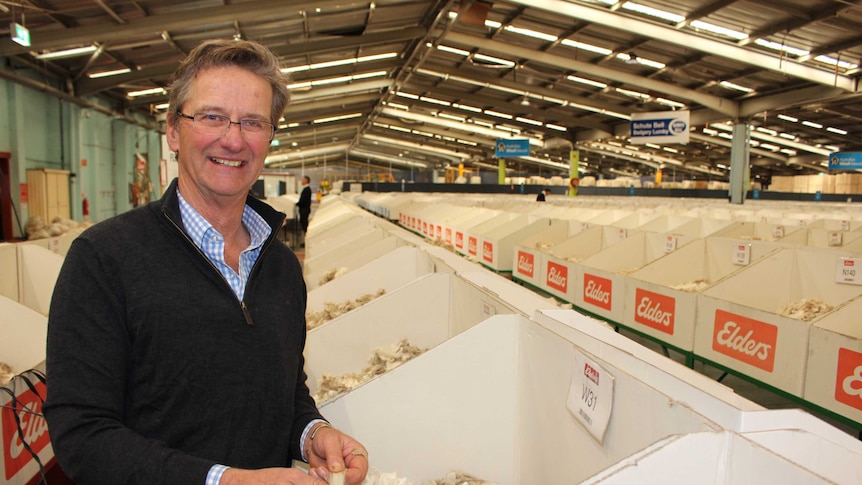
44, 179, 324, 484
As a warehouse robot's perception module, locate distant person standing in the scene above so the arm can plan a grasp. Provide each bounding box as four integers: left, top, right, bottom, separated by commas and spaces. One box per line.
536, 188, 550, 201
297, 175, 312, 236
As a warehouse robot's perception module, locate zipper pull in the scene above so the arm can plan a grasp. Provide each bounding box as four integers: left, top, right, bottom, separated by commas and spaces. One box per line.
241, 301, 254, 325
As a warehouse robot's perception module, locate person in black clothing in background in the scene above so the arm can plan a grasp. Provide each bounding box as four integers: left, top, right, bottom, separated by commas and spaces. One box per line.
536, 188, 550, 201
297, 175, 312, 242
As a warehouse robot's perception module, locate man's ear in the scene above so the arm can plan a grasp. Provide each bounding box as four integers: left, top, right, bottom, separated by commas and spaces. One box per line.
166, 114, 180, 152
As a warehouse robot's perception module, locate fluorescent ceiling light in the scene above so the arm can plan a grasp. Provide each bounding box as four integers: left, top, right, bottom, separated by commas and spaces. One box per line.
754, 39, 809, 57
437, 45, 470, 56
154, 103, 169, 110
515, 117, 543, 126
719, 81, 754, 93
282, 52, 397, 73
384, 102, 409, 110
621, 2, 685, 23
815, 55, 857, 70
35, 45, 97, 60
453, 103, 482, 113
484, 109, 513, 119
505, 26, 558, 42
127, 87, 166, 98
560, 39, 612, 55
438, 113, 465, 122
484, 20, 502, 29
655, 98, 686, 109
756, 127, 778, 136
546, 124, 567, 131
616, 87, 650, 99
616, 52, 665, 69
312, 112, 362, 124
778, 114, 798, 122
88, 68, 131, 79
802, 120, 823, 129
827, 127, 848, 135
395, 91, 419, 100
419, 96, 450, 106
568, 75, 607, 88
473, 53, 515, 67
689, 20, 747, 40
779, 133, 797, 140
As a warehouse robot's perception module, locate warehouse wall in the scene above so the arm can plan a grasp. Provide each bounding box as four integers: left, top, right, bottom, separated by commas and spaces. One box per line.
0, 77, 162, 239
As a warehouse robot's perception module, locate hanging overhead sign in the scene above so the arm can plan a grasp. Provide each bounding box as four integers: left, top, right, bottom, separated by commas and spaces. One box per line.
829, 152, 862, 170
630, 110, 690, 145
495, 138, 530, 158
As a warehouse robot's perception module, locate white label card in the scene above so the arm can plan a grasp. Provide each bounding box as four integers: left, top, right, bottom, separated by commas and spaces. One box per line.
840, 220, 850, 231
617, 228, 627, 241
733, 244, 751, 266
772, 225, 785, 239
664, 235, 677, 253
829, 232, 843, 247
566, 350, 614, 444
836, 258, 862, 285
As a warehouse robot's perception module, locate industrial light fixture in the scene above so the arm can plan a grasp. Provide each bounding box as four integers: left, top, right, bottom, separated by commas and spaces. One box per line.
35, 45, 98, 60
520, 95, 531, 106
625, 52, 640, 65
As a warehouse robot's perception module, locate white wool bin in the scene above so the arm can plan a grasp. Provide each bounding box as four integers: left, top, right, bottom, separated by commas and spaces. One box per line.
609, 211, 661, 230
712, 221, 808, 243
0, 243, 18, 302
306, 246, 435, 313
303, 236, 404, 290
805, 295, 862, 426
304, 272, 518, 398
630, 213, 695, 234
476, 216, 550, 272
667, 216, 740, 238
305, 225, 385, 261
537, 225, 632, 303
623, 237, 785, 352
458, 270, 568, 317
0, 295, 52, 485
320, 311, 759, 484
694, 247, 862, 396
437, 208, 495, 246
17, 244, 64, 315
804, 226, 862, 249
456, 213, 517, 258
582, 431, 844, 484
511, 219, 581, 288
573, 231, 695, 324
583, 209, 634, 226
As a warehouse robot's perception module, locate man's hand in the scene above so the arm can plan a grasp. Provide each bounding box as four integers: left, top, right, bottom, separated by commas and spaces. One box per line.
306, 427, 369, 485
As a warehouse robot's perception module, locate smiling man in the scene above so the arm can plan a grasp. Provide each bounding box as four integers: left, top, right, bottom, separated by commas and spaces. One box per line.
44, 39, 368, 485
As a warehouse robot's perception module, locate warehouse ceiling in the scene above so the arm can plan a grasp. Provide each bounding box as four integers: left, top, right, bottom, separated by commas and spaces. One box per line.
1, 0, 861, 183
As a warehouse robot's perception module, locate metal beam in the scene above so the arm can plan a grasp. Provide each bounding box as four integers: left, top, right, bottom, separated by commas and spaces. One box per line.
441, 30, 740, 116
507, 0, 857, 92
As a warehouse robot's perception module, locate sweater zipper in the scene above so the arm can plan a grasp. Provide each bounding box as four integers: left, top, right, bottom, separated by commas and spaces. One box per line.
163, 211, 260, 326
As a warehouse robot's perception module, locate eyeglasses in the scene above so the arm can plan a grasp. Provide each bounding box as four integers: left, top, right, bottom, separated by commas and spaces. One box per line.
176, 111, 275, 141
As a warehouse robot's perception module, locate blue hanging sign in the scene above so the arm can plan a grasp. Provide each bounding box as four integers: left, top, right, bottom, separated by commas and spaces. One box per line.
829, 152, 862, 170
630, 110, 690, 145
495, 139, 530, 158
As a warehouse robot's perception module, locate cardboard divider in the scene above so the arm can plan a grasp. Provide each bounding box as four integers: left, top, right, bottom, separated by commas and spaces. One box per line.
0, 243, 18, 302
304, 273, 517, 397
476, 216, 550, 272
537, 225, 632, 303
303, 236, 404, 290
0, 295, 52, 485
511, 219, 581, 287
306, 246, 435, 312
623, 237, 785, 351
320, 312, 745, 483
573, 231, 694, 324
630, 213, 694, 234
805, 295, 862, 425
694, 247, 862, 396
17, 244, 64, 315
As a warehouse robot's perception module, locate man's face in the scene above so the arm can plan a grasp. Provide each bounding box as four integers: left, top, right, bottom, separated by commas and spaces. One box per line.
167, 65, 273, 203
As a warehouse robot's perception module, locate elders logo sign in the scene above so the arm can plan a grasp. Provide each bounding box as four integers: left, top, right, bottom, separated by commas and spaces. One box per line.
455, 232, 464, 249
583, 273, 612, 311
835, 347, 862, 411
516, 250, 534, 278
445, 228, 452, 244
2, 382, 50, 480
712, 309, 778, 372
482, 241, 494, 263
467, 236, 478, 256
546, 261, 568, 293
634, 288, 675, 335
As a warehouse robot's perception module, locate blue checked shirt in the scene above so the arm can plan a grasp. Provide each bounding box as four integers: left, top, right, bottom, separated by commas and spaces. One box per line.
178, 190, 323, 484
